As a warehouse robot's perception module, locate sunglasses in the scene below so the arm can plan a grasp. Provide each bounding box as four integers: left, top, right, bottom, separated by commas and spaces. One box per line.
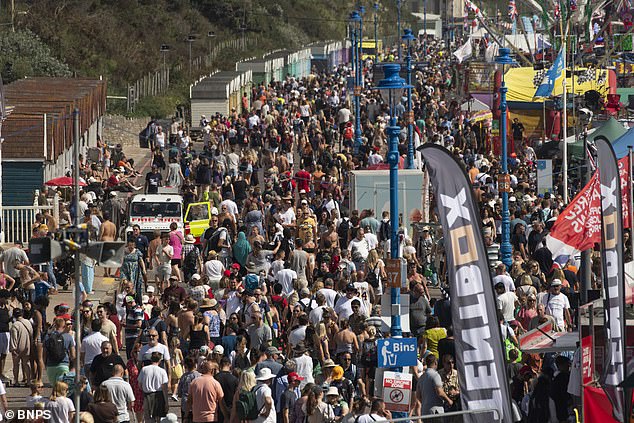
149, 335, 158, 338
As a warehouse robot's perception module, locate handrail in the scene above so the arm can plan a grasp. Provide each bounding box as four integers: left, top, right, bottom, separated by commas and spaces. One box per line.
381, 408, 502, 422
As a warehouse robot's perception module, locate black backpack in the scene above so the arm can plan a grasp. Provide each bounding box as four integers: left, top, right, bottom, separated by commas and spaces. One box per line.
366, 264, 379, 289
184, 247, 199, 270
379, 220, 391, 242
45, 332, 67, 365
361, 339, 378, 367
209, 228, 230, 253
338, 218, 350, 248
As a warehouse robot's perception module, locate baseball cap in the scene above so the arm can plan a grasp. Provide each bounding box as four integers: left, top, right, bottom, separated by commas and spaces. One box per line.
147, 286, 155, 294
142, 295, 149, 304
213, 345, 224, 355
345, 283, 357, 292
125, 295, 135, 304
192, 273, 201, 281
550, 279, 563, 287
287, 371, 304, 382
231, 263, 241, 270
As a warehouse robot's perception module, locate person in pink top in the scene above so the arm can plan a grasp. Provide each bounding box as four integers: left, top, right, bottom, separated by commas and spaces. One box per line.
168, 222, 184, 282
187, 360, 225, 423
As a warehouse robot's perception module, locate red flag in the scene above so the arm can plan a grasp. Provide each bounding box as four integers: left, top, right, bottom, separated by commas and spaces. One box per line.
546, 172, 602, 258
618, 156, 631, 229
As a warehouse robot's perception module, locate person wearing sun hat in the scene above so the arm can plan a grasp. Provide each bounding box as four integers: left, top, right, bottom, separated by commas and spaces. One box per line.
329, 365, 355, 409
254, 367, 277, 422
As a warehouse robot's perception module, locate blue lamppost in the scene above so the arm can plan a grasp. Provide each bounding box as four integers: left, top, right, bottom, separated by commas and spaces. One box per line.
495, 47, 516, 269
349, 11, 363, 156
402, 28, 415, 169
374, 62, 411, 420
374, 3, 379, 61
396, 0, 402, 59
359, 6, 365, 71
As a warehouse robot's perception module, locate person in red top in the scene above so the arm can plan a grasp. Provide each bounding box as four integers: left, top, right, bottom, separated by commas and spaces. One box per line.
187, 360, 225, 423
295, 168, 312, 193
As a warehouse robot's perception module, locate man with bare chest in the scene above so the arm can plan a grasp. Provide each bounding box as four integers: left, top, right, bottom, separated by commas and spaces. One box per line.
177, 299, 196, 353
99, 210, 117, 284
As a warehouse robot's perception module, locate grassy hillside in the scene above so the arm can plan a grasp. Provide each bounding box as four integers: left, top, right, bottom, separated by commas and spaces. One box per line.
1, 0, 410, 116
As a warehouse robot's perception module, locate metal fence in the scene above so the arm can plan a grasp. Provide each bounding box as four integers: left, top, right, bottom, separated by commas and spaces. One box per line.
127, 36, 258, 112
3, 192, 59, 245
384, 408, 502, 422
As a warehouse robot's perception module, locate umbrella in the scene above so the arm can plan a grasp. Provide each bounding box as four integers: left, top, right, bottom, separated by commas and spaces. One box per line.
45, 176, 86, 187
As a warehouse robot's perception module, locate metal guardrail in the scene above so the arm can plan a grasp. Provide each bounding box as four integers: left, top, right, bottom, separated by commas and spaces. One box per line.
382, 408, 502, 423
3, 192, 59, 245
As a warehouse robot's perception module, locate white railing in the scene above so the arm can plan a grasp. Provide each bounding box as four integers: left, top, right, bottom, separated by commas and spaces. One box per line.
3, 193, 59, 245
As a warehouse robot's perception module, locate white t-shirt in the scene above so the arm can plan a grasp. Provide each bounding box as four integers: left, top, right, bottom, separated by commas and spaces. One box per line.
293, 354, 314, 389
364, 233, 379, 251
80, 332, 109, 365
334, 295, 368, 320
492, 274, 515, 292
268, 259, 285, 282
254, 383, 276, 423
288, 325, 307, 347
308, 305, 326, 326
357, 414, 387, 423
278, 208, 296, 225
497, 291, 518, 322
220, 199, 239, 216
44, 396, 75, 423
353, 281, 372, 316
226, 290, 242, 316
137, 364, 169, 393
540, 292, 570, 330
139, 343, 171, 363
204, 259, 225, 280
348, 238, 370, 261
317, 288, 339, 308
276, 269, 297, 297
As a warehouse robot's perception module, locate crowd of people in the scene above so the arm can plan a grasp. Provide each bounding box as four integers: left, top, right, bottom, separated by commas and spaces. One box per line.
0, 36, 590, 423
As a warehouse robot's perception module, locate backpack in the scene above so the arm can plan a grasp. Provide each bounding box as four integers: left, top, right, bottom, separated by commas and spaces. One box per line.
366, 264, 379, 289
45, 332, 67, 365
361, 339, 378, 367
337, 218, 350, 248
183, 247, 199, 270
236, 386, 262, 420
209, 228, 230, 253
139, 318, 161, 345
379, 220, 391, 242
343, 126, 354, 140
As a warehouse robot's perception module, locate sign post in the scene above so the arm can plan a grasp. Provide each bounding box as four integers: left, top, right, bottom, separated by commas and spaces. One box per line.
385, 258, 404, 288
383, 371, 413, 413
377, 338, 418, 368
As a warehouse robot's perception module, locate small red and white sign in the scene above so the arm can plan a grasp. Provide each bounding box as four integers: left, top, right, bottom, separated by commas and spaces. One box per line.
582, 335, 593, 386
383, 371, 412, 413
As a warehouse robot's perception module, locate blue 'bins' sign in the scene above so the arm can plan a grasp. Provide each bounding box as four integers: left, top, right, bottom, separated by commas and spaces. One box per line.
377, 338, 418, 368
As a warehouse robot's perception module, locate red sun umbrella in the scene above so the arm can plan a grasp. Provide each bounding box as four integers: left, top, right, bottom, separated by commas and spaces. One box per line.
45, 176, 86, 187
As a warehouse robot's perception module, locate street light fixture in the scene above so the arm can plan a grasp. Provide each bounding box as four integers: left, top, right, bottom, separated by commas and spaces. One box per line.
374, 3, 379, 62
349, 10, 363, 156
373, 63, 411, 422
495, 47, 517, 269
402, 28, 415, 169
207, 31, 216, 64
187, 34, 197, 76
160, 44, 170, 71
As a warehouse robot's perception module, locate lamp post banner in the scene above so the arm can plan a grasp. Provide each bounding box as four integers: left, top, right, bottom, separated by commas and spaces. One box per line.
595, 137, 627, 422
419, 144, 513, 423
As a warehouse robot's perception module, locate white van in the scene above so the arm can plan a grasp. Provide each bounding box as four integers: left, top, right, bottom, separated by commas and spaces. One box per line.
125, 194, 184, 239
